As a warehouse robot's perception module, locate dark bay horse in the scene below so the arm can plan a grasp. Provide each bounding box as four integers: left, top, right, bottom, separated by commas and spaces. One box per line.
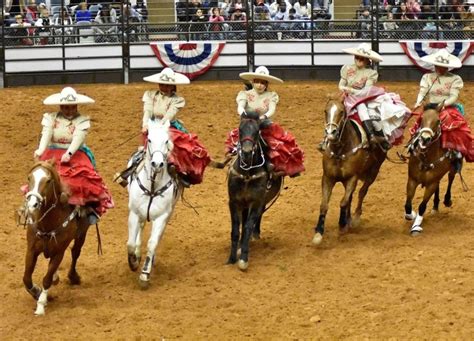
227, 112, 282, 271
22, 160, 90, 315
313, 97, 386, 244
404, 105, 459, 235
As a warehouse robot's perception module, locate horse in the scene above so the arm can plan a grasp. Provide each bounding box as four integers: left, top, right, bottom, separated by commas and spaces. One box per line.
227, 111, 283, 271
404, 104, 459, 235
313, 97, 386, 244
22, 160, 90, 315
126, 118, 183, 288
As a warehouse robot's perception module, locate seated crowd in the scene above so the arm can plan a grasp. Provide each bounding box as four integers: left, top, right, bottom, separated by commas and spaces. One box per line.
3, 0, 149, 45
358, 0, 473, 39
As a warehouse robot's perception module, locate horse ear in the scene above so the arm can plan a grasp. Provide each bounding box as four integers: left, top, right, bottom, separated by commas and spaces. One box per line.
162, 119, 171, 129
59, 192, 70, 204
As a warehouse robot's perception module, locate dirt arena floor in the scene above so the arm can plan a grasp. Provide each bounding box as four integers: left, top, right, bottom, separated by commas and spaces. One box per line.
0, 80, 473, 339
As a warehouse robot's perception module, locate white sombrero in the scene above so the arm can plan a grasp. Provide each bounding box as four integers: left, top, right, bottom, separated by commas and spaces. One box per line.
43, 87, 95, 105
239, 66, 284, 84
143, 67, 190, 85
342, 43, 383, 62
421, 49, 462, 69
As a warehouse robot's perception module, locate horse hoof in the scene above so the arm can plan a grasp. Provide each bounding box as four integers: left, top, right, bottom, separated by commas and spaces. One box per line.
251, 233, 260, 241
312, 233, 323, 245
339, 225, 350, 234
68, 272, 81, 286
34, 306, 46, 316
444, 200, 452, 208
431, 209, 439, 215
227, 257, 237, 264
410, 225, 423, 236
128, 254, 141, 272
237, 260, 248, 271
138, 274, 150, 290
352, 215, 361, 227
52, 273, 60, 286
405, 212, 416, 221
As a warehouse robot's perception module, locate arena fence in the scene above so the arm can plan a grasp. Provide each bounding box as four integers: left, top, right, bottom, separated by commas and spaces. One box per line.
1, 0, 473, 87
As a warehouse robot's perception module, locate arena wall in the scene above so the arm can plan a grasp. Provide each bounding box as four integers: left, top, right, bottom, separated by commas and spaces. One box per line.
3, 40, 474, 87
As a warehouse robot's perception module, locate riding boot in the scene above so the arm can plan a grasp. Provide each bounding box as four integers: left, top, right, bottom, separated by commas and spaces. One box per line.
362, 121, 390, 151
114, 149, 145, 187
451, 151, 463, 173
87, 208, 100, 225
317, 138, 327, 152
168, 164, 190, 188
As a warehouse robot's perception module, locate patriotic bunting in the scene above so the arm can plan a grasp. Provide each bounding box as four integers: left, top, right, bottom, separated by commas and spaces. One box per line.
149, 42, 226, 80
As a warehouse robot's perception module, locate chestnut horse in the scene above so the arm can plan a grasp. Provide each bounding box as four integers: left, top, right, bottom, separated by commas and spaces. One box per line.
227, 111, 282, 271
313, 98, 386, 244
22, 160, 90, 315
404, 105, 459, 235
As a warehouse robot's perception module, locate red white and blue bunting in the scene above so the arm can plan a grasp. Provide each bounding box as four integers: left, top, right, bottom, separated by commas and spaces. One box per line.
149, 42, 226, 80
400, 40, 474, 72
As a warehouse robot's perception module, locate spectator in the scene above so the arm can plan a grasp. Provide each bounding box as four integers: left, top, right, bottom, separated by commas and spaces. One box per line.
358, 7, 372, 37
191, 8, 209, 40
10, 14, 34, 45
75, 2, 92, 23
53, 8, 74, 42
270, 0, 292, 19
406, 0, 421, 17
35, 7, 51, 45
134, 0, 148, 21
395, 2, 415, 20
293, 0, 311, 18
209, 6, 225, 39
93, 3, 118, 42
382, 11, 399, 37
24, 0, 38, 24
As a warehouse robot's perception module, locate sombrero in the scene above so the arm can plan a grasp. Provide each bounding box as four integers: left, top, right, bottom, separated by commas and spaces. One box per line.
239, 66, 284, 84
342, 43, 383, 62
421, 49, 462, 69
43, 87, 95, 105
143, 68, 190, 85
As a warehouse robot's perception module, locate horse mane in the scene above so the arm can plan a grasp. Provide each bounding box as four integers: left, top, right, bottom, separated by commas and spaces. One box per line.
242, 111, 259, 120
424, 103, 439, 111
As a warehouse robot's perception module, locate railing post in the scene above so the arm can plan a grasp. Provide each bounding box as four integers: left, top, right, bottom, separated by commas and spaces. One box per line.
246, 0, 254, 72
121, 0, 129, 84
371, 0, 380, 73
1, 5, 5, 88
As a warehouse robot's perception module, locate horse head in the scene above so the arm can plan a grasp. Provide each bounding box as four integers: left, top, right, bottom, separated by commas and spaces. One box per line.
324, 97, 346, 142
417, 104, 442, 150
25, 160, 62, 217
146, 118, 173, 173
238, 111, 263, 169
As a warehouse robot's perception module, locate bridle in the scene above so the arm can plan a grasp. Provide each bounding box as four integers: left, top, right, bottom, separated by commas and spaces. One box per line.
324, 102, 348, 145
135, 134, 174, 222
25, 166, 59, 226
237, 118, 266, 171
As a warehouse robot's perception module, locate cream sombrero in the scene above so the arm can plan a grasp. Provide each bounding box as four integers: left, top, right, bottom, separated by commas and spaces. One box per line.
143, 67, 190, 85
239, 66, 283, 84
342, 43, 383, 62
421, 49, 462, 69
43, 87, 95, 105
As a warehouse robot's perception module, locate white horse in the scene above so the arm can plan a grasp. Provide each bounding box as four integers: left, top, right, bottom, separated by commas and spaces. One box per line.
126, 119, 183, 288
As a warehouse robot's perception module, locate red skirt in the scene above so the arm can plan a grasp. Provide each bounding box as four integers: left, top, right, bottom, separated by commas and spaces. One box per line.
169, 128, 211, 184
40, 149, 114, 215
410, 107, 474, 162
225, 123, 305, 176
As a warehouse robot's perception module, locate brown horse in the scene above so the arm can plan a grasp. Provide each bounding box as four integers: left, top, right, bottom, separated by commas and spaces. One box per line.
404, 104, 459, 235
21, 160, 90, 315
313, 97, 386, 244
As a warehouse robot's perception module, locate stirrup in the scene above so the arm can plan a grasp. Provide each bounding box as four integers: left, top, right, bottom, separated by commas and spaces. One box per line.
114, 172, 129, 187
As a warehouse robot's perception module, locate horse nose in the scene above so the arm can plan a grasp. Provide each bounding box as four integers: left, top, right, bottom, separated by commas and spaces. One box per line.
151, 160, 157, 168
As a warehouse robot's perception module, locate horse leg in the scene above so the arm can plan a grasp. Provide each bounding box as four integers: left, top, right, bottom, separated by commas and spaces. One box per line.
432, 184, 440, 213
354, 165, 381, 225
443, 170, 456, 207
252, 214, 262, 240
404, 177, 418, 221
227, 201, 241, 264
35, 251, 66, 316
68, 223, 90, 285
411, 182, 439, 236
139, 212, 171, 289
339, 177, 358, 234
238, 207, 263, 271
23, 245, 42, 300
127, 211, 143, 272
313, 174, 335, 245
